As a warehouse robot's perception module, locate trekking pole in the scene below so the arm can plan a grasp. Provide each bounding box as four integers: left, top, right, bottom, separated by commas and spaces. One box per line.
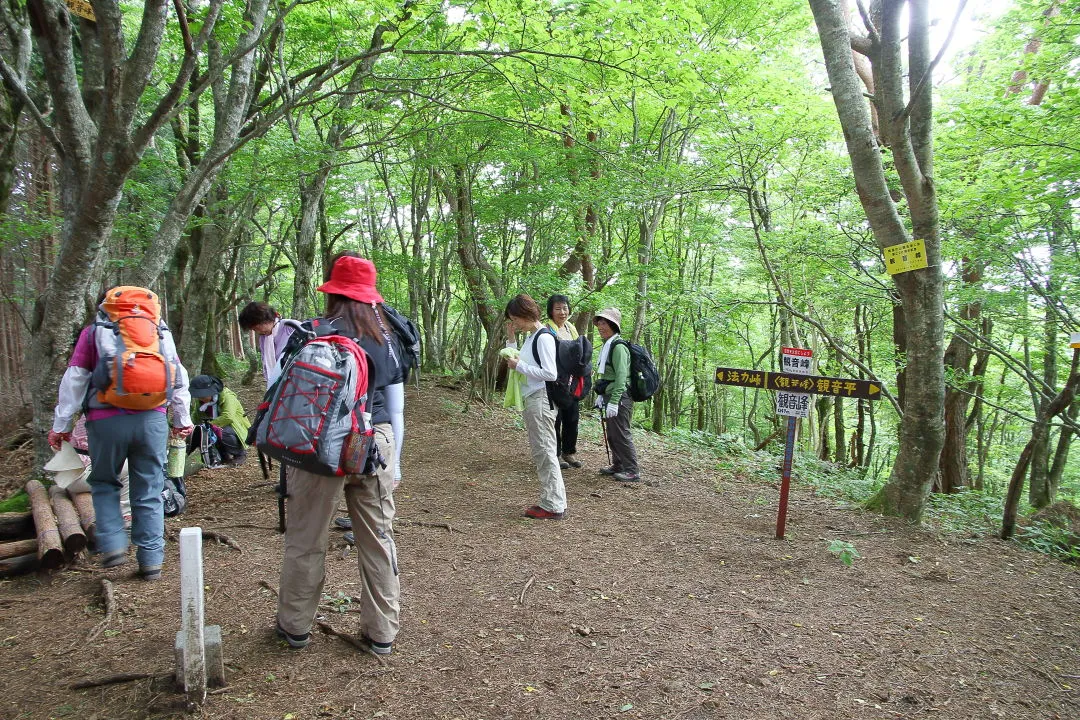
600, 409, 611, 466
277, 463, 287, 533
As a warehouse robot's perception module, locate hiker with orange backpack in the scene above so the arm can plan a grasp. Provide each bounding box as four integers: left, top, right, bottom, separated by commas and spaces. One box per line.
49, 287, 193, 580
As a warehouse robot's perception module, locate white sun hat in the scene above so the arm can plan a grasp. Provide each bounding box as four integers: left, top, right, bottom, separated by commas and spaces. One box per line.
44, 441, 91, 491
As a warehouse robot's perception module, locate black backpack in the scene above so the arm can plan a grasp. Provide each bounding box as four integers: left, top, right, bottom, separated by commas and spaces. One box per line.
383, 305, 421, 382
615, 339, 660, 401
531, 327, 593, 409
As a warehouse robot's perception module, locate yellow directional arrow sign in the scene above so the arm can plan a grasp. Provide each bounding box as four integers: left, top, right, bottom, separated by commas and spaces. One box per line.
715, 367, 883, 401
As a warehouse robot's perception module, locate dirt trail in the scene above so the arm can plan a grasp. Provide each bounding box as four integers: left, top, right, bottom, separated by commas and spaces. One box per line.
1, 380, 1078, 719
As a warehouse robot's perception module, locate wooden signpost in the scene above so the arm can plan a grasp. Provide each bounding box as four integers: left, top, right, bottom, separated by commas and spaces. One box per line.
717, 351, 884, 539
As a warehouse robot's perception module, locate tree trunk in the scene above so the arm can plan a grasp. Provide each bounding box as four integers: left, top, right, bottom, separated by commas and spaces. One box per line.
810, 0, 946, 521
938, 259, 983, 493
1002, 349, 1080, 539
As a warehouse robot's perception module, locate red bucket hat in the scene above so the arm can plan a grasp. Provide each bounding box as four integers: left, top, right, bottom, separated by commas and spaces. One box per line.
317, 256, 384, 304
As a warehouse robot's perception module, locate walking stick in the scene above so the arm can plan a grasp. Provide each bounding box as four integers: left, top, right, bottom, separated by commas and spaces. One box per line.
600, 408, 611, 466
276, 463, 287, 534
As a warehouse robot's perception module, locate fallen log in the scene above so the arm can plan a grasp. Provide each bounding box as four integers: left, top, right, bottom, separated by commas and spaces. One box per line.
0, 553, 39, 578
70, 672, 171, 690
0, 512, 34, 541
25, 480, 64, 570
49, 485, 87, 556
0, 539, 38, 561
70, 492, 96, 547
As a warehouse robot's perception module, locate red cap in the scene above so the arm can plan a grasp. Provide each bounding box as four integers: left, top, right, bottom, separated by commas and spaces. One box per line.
317, 256, 384, 304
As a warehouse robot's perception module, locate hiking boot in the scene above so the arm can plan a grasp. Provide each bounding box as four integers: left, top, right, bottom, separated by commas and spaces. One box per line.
276, 623, 310, 649
613, 471, 641, 483
362, 634, 393, 655
524, 505, 565, 520
101, 548, 127, 569
343, 531, 355, 545
598, 466, 620, 476
563, 454, 583, 468
559, 459, 571, 469
334, 516, 353, 530
139, 564, 162, 581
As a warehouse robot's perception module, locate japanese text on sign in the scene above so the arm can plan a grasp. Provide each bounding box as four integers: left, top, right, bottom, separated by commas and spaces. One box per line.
884, 239, 928, 275
715, 367, 882, 400
776, 391, 811, 418
65, 0, 96, 21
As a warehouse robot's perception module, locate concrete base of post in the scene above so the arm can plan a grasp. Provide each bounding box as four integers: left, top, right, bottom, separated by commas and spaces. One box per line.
175, 625, 225, 688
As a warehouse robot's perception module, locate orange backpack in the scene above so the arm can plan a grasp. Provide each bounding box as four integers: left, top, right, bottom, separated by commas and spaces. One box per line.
91, 286, 177, 411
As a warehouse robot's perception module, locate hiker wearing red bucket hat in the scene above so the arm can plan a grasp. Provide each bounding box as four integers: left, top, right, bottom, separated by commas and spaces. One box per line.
275, 252, 402, 656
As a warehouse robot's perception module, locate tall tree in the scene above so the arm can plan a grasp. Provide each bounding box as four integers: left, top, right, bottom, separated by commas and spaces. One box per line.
809, 0, 946, 520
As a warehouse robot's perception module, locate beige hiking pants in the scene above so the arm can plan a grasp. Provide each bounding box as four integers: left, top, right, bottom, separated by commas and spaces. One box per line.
277, 423, 399, 644
523, 390, 567, 513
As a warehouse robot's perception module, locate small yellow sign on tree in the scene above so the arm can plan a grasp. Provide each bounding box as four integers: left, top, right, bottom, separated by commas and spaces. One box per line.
65, 0, 96, 22
884, 239, 928, 275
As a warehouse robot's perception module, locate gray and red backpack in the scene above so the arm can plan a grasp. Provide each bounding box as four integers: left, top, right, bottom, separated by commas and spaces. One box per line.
251, 319, 380, 477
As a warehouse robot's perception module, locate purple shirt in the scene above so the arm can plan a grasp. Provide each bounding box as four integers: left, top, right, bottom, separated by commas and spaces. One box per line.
258, 318, 296, 386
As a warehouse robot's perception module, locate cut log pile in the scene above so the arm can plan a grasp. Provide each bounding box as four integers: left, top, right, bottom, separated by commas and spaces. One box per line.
0, 481, 98, 578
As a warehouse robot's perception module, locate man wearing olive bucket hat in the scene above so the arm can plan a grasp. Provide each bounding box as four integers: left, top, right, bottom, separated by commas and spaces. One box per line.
592, 308, 640, 482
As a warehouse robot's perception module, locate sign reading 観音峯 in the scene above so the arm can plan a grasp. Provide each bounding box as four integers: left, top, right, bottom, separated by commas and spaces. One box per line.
776, 347, 812, 418
884, 239, 928, 275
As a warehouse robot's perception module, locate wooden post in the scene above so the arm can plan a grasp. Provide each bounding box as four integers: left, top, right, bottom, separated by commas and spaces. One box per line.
49, 485, 87, 555
0, 512, 34, 541
69, 492, 96, 546
178, 527, 206, 703
0, 553, 39, 578
25, 481, 64, 570
0, 539, 39, 561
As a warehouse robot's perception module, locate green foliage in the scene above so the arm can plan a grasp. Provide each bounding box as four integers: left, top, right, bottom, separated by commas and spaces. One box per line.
1015, 522, 1080, 564
216, 352, 248, 381
826, 540, 861, 567
923, 491, 1004, 536
0, 490, 29, 513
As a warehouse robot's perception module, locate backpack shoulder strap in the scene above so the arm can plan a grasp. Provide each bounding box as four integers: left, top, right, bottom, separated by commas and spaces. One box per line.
530, 326, 558, 367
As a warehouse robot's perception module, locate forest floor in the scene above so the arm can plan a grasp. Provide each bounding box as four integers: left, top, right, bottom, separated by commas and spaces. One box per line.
0, 379, 1078, 720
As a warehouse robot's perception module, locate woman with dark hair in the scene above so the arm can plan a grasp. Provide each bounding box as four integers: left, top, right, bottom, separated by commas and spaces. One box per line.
275, 254, 401, 656
504, 293, 567, 520
238, 301, 295, 387
545, 294, 582, 469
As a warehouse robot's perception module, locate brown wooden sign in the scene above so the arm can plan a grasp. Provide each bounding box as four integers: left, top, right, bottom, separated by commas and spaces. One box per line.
715, 367, 882, 400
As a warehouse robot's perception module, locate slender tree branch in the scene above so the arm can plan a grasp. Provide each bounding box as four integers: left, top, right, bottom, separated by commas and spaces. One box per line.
896, 0, 968, 122
854, 0, 879, 45
0, 54, 64, 156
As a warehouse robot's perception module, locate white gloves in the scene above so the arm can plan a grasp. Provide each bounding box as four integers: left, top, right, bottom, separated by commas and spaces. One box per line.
605, 403, 618, 419
593, 395, 605, 410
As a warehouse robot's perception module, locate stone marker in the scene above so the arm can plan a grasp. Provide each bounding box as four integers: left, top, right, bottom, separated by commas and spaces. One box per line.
174, 527, 225, 703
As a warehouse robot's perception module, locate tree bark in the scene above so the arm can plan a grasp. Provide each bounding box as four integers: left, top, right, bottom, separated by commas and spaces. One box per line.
938, 259, 983, 493
1002, 349, 1080, 539
810, 0, 945, 521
